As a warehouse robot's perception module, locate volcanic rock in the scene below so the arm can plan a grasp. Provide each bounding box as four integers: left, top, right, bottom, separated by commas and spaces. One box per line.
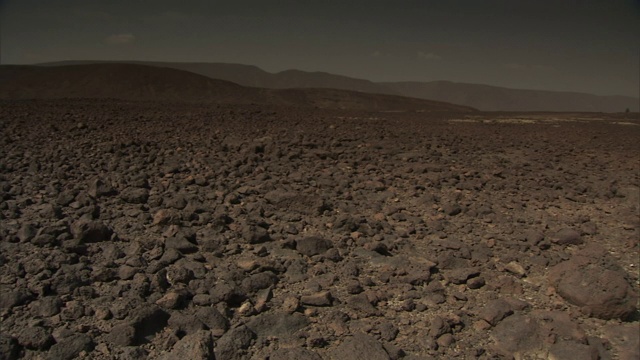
547, 341, 598, 360
245, 311, 309, 339
120, 187, 149, 204
105, 323, 136, 346
552, 228, 583, 245
479, 299, 515, 326
266, 347, 323, 360
301, 291, 333, 306
490, 314, 543, 357
88, 179, 116, 198
602, 324, 640, 360
159, 330, 215, 360
0, 99, 637, 360
214, 325, 256, 360
168, 312, 207, 336
15, 326, 54, 350
70, 219, 113, 243
548, 256, 637, 320
0, 290, 32, 310
45, 333, 94, 360
0, 334, 20, 360
296, 236, 333, 256
195, 307, 229, 336
327, 333, 391, 360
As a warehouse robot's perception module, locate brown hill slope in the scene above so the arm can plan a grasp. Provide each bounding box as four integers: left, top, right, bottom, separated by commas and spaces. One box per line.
269, 88, 474, 112
39, 60, 396, 95
38, 60, 639, 112
382, 81, 639, 112
0, 64, 475, 112
0, 63, 261, 103
271, 69, 393, 94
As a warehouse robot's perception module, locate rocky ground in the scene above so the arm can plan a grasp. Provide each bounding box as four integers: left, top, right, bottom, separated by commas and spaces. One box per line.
0, 100, 638, 360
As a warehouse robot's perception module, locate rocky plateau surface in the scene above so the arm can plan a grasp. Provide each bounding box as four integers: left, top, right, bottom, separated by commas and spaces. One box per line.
0, 100, 638, 359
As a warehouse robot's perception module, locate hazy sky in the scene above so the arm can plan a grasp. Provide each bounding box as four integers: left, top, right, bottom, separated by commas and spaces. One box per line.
1, 0, 639, 96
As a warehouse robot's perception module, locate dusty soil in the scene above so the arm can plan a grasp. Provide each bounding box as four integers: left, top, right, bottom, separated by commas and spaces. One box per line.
0, 100, 638, 359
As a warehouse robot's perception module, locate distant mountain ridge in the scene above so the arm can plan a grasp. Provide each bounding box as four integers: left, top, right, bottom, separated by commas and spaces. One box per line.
37, 60, 639, 112
0, 63, 475, 112
38, 60, 394, 95
381, 81, 638, 113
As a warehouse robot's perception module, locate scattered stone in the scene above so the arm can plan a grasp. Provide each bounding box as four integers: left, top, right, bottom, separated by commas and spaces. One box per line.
346, 279, 364, 294
17, 223, 37, 243
266, 347, 323, 360
242, 225, 271, 244
120, 187, 149, 204
31, 296, 62, 317
236, 258, 258, 272
254, 287, 273, 312
444, 267, 480, 284
153, 209, 180, 225
282, 296, 301, 314
296, 236, 333, 256
429, 316, 451, 339
378, 321, 399, 341
70, 219, 113, 243
192, 294, 212, 307
548, 257, 637, 320
436, 333, 455, 348
246, 311, 309, 339
0, 290, 31, 310
166, 195, 188, 210
156, 291, 188, 310
531, 310, 587, 344
168, 312, 207, 336
16, 326, 54, 350
159, 330, 215, 360
236, 300, 255, 317
467, 276, 485, 289
118, 265, 138, 280
45, 333, 94, 360
0, 101, 635, 360
347, 293, 380, 317
327, 333, 391, 360
490, 314, 542, 358
442, 203, 462, 216
0, 334, 20, 360
128, 305, 170, 344
195, 307, 229, 337
552, 228, 583, 245
31, 232, 57, 246
548, 341, 598, 360
504, 261, 527, 277
602, 324, 640, 360
479, 299, 514, 326
89, 179, 116, 198
241, 271, 278, 294
166, 265, 194, 286
214, 325, 256, 360
105, 323, 136, 346
115, 346, 148, 359
165, 235, 198, 253
524, 230, 544, 245
301, 291, 333, 307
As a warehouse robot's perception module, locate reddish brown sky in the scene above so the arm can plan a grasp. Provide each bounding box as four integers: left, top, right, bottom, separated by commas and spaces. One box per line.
1, 0, 638, 97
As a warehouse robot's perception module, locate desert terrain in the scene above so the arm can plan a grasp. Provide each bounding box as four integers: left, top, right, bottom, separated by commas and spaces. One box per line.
0, 65, 638, 359
37, 61, 640, 112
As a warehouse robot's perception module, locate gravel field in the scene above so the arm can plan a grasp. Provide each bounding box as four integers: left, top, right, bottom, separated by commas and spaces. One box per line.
1, 100, 638, 359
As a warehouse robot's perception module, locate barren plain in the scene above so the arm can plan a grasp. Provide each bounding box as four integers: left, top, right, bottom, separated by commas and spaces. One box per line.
0, 100, 638, 359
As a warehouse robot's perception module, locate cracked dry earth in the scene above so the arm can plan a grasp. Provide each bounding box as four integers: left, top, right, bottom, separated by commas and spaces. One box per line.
0, 100, 638, 360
